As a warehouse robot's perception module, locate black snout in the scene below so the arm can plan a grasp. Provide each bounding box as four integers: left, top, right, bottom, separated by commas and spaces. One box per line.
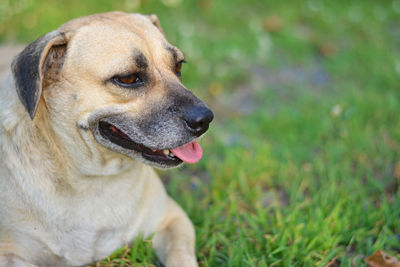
183, 106, 214, 136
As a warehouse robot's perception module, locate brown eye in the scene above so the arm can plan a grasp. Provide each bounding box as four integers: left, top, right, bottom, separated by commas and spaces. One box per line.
175, 60, 186, 77
113, 73, 144, 88
175, 62, 183, 73
118, 74, 138, 84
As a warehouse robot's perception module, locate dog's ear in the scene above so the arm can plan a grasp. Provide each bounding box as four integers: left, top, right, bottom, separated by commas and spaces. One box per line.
11, 30, 68, 119
146, 14, 165, 35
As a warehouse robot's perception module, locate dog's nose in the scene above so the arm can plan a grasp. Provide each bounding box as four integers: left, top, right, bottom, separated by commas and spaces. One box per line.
183, 106, 214, 136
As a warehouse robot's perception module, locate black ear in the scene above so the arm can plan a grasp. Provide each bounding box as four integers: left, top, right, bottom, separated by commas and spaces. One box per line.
11, 30, 67, 119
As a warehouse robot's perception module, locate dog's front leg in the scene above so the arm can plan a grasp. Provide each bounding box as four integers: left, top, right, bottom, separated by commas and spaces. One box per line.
152, 197, 197, 267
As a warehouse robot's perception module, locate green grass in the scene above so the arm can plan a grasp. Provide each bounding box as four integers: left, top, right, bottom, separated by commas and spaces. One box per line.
1, 0, 400, 266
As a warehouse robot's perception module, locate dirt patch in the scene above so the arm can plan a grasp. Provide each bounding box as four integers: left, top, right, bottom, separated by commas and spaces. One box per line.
209, 60, 332, 122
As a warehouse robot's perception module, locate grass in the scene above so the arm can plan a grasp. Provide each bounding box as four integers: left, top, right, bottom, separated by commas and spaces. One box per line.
1, 0, 400, 266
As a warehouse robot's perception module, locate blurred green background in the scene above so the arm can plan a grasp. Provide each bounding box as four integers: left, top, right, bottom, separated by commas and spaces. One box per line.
1, 0, 400, 266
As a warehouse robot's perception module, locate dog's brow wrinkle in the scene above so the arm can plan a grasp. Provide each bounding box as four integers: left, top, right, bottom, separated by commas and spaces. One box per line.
133, 50, 148, 69
164, 44, 178, 61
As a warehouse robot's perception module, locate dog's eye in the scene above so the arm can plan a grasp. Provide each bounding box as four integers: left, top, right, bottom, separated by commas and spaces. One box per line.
112, 74, 144, 88
175, 60, 186, 77
176, 63, 182, 73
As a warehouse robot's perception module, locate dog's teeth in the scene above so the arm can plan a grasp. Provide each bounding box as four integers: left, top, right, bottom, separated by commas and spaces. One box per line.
163, 150, 170, 156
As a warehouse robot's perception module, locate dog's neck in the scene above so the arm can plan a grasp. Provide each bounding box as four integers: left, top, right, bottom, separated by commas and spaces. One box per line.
0, 76, 66, 212
0, 77, 141, 195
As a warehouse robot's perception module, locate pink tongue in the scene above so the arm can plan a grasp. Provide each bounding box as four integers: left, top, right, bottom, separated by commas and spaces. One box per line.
171, 141, 203, 164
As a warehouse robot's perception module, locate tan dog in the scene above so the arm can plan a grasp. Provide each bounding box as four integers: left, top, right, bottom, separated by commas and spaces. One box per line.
0, 12, 213, 267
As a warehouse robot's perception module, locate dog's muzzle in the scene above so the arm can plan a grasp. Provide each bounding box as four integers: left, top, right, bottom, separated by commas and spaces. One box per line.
90, 104, 214, 168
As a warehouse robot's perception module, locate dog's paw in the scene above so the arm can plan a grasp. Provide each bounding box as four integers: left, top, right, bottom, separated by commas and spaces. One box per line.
166, 251, 198, 267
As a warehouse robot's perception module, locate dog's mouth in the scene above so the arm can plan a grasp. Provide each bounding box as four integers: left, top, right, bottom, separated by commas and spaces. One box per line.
98, 120, 203, 166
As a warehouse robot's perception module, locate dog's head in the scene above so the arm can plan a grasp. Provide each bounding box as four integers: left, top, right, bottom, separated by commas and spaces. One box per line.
11, 12, 213, 169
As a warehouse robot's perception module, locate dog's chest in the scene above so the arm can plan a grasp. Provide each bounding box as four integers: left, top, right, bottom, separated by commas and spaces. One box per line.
40, 197, 137, 266
41, 169, 165, 266
47, 193, 139, 264
56, 224, 129, 265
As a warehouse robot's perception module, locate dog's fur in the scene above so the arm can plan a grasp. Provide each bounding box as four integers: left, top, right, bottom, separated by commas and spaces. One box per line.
0, 12, 213, 266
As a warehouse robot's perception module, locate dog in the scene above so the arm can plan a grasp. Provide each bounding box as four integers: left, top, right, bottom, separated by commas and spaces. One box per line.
0, 12, 213, 267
